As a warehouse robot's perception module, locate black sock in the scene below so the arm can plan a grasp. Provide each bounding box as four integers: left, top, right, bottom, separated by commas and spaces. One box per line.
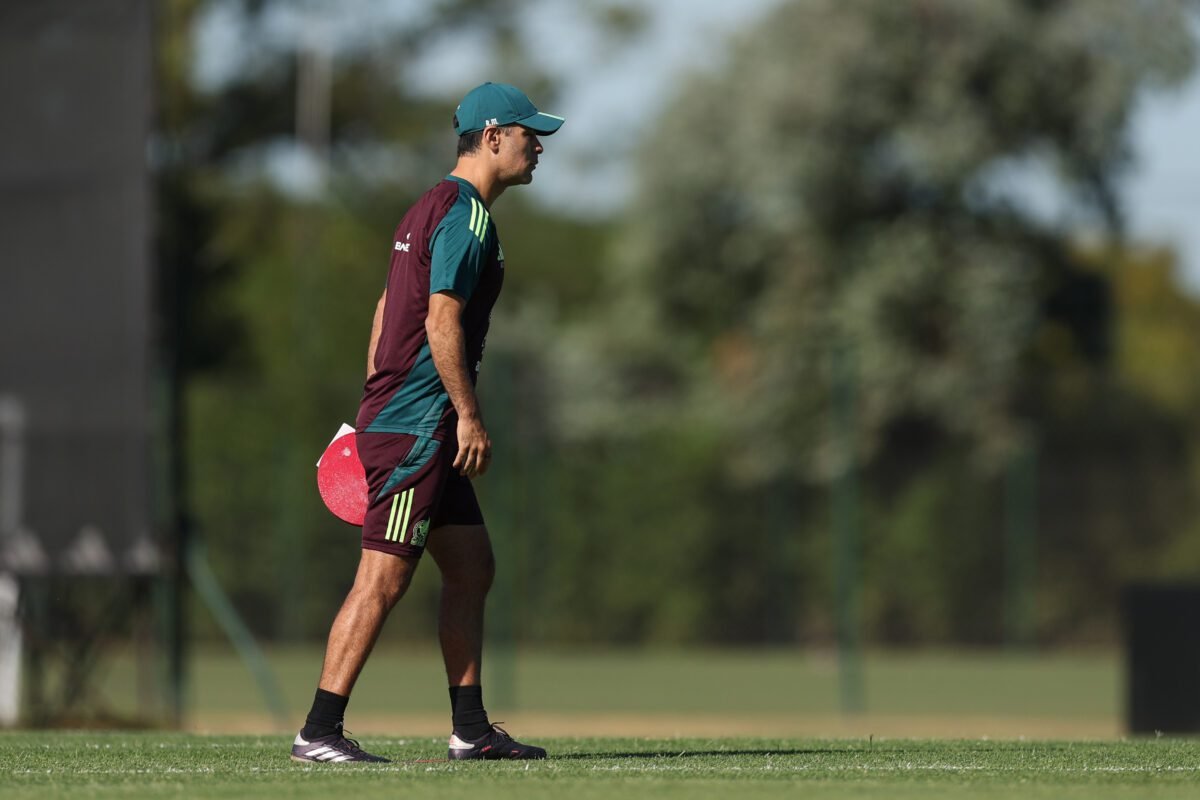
449, 685, 491, 740
302, 688, 349, 739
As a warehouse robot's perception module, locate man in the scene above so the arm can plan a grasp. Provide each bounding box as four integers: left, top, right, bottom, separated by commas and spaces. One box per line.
291, 82, 564, 764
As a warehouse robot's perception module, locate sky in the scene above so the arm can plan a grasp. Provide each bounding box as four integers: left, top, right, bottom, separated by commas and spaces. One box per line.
1121, 79, 1200, 293
194, 0, 1200, 293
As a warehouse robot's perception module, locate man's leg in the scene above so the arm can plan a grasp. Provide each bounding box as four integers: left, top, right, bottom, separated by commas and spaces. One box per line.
292, 548, 417, 763
317, 548, 419, 694
426, 524, 495, 689
300, 549, 417, 738
425, 524, 544, 759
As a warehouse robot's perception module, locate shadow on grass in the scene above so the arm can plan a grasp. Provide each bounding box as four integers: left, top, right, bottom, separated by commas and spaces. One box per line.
554, 748, 869, 761
552, 742, 1046, 761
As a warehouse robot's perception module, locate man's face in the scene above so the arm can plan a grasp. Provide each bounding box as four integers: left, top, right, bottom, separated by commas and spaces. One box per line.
495, 125, 543, 185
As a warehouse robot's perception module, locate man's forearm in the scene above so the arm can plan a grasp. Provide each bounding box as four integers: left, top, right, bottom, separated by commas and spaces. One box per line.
427, 317, 481, 420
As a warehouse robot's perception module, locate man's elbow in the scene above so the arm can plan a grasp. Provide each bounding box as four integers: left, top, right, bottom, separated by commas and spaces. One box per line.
425, 313, 457, 343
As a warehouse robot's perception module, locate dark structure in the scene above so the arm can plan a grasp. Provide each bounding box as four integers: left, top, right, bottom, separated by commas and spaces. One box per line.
1123, 584, 1200, 734
0, 0, 174, 725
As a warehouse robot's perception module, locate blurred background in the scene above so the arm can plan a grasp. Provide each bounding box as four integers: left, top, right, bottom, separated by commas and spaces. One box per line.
3, 0, 1200, 737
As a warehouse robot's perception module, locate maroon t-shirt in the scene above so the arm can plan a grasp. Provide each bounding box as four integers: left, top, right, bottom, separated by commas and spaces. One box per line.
357, 176, 504, 437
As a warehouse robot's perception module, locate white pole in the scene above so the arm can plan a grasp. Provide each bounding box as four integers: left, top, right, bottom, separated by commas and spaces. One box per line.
0, 574, 19, 726
0, 395, 24, 534
0, 395, 27, 725
295, 27, 332, 160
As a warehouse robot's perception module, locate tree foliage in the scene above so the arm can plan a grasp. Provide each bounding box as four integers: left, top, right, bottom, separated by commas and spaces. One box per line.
545, 0, 1200, 644
575, 0, 1197, 482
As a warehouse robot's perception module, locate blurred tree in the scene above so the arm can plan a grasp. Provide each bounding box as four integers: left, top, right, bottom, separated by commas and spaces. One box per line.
573, 0, 1196, 479
546, 0, 1200, 644
1032, 247, 1200, 639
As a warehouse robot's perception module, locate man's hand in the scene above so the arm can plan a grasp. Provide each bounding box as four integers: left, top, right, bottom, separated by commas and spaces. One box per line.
454, 413, 492, 478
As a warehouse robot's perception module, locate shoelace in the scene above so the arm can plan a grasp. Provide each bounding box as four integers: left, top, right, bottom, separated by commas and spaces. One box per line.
334, 725, 364, 753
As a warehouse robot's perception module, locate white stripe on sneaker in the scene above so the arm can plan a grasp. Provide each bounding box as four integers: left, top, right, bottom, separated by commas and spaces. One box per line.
448, 734, 475, 750
306, 746, 331, 758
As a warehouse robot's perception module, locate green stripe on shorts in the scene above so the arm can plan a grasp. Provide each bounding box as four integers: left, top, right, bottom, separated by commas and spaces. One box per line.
384, 493, 401, 541
398, 488, 414, 544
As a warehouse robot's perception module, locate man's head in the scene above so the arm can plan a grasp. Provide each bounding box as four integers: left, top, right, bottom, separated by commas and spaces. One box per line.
455, 124, 541, 186
452, 83, 563, 187
453, 82, 564, 139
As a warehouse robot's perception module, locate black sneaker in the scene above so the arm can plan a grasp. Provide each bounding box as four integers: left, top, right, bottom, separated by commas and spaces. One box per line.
447, 724, 547, 760
291, 726, 390, 763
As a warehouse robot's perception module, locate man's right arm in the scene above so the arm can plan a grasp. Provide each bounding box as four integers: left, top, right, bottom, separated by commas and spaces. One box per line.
426, 290, 491, 478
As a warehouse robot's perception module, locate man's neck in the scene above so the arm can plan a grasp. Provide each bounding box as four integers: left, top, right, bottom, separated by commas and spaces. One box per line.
449, 160, 505, 207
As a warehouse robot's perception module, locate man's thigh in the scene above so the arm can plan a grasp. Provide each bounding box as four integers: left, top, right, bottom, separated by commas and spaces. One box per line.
426, 524, 494, 580
425, 468, 490, 574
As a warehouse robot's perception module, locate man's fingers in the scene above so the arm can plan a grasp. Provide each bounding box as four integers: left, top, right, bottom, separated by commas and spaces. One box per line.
460, 441, 491, 478
454, 430, 491, 478
459, 444, 478, 477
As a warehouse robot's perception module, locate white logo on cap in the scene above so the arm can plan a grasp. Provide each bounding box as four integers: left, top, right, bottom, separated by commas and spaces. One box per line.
485, 117, 499, 125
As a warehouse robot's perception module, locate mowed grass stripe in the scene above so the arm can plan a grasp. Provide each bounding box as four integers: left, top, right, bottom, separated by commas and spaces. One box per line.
85, 646, 1121, 726
3, 734, 1200, 800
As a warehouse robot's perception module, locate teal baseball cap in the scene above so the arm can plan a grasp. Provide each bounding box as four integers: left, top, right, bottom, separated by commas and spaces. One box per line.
453, 82, 565, 136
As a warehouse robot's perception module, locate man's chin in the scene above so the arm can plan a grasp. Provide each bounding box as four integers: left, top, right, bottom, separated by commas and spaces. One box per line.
501, 169, 535, 187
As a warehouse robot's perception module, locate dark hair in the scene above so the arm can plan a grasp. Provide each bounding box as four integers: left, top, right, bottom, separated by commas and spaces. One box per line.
457, 129, 484, 157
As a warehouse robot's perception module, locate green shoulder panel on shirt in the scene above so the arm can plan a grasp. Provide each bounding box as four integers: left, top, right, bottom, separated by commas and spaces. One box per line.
430, 187, 490, 300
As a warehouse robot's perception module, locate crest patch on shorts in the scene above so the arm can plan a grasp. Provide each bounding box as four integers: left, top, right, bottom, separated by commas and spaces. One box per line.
411, 518, 431, 548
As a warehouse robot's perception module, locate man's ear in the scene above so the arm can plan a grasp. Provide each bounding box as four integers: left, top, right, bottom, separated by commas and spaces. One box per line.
482, 125, 504, 154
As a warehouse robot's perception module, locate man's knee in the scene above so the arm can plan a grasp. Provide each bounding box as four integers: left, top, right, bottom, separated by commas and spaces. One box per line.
352, 549, 418, 609
446, 546, 492, 592
363, 576, 410, 610
442, 545, 495, 594
429, 525, 495, 593
475, 548, 496, 592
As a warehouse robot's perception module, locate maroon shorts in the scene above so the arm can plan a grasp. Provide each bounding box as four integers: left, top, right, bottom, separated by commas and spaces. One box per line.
357, 430, 484, 558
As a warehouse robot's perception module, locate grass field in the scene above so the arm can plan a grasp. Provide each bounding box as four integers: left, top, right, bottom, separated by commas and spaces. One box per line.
93, 645, 1122, 737
3, 732, 1199, 799
10, 647, 1194, 798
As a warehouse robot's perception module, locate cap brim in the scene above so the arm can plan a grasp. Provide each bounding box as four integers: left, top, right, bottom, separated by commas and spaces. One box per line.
516, 112, 565, 135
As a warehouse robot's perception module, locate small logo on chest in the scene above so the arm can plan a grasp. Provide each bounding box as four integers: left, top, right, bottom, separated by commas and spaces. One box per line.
394, 232, 412, 253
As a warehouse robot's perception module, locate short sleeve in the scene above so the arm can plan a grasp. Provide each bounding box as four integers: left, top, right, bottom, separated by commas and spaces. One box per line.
430, 196, 489, 300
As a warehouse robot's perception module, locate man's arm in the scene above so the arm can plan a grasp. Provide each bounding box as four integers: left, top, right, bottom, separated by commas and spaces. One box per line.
426, 290, 491, 478
366, 290, 386, 379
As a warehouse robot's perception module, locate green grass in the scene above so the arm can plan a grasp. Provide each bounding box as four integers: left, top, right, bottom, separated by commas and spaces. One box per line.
82, 645, 1120, 737
3, 732, 1198, 800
